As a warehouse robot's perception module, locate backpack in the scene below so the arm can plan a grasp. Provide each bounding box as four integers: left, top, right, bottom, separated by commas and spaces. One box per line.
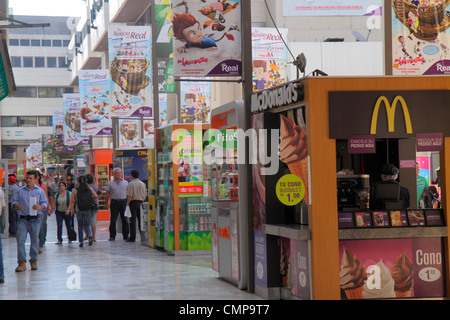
76, 187, 94, 211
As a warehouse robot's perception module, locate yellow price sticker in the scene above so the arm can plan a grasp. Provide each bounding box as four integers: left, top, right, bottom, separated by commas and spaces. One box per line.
276, 174, 305, 206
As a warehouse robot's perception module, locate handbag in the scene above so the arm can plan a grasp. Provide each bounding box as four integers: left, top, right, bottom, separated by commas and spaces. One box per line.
124, 205, 132, 218
68, 215, 77, 241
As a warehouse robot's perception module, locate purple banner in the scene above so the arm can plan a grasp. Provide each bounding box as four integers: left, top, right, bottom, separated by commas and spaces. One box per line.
291, 239, 310, 300
254, 231, 267, 288
400, 160, 416, 169
338, 212, 355, 228
348, 135, 375, 154
416, 133, 443, 152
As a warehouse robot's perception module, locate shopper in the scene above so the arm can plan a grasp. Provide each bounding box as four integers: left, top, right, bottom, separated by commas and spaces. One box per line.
126, 169, 147, 242
8, 175, 19, 237
0, 186, 6, 282
53, 181, 72, 244
67, 175, 97, 247
38, 172, 53, 254
11, 170, 48, 272
86, 174, 102, 241
105, 167, 129, 241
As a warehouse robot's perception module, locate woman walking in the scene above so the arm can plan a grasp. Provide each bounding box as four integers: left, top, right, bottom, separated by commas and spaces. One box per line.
67, 175, 98, 247
53, 181, 72, 244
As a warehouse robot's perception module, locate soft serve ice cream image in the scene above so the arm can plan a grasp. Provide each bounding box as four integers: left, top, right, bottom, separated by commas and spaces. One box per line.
391, 250, 414, 297
340, 248, 367, 299
362, 260, 396, 299
279, 113, 309, 204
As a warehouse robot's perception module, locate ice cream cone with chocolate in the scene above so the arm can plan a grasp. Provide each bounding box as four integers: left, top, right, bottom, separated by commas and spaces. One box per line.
391, 250, 414, 297
279, 114, 309, 204
340, 248, 367, 299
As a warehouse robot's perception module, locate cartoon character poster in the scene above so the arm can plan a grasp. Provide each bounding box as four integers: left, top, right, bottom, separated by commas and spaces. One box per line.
118, 119, 141, 149
171, 0, 242, 77
108, 25, 153, 117
79, 69, 112, 136
63, 93, 89, 146
52, 109, 65, 152
391, 0, 450, 75
179, 78, 211, 123
252, 27, 289, 92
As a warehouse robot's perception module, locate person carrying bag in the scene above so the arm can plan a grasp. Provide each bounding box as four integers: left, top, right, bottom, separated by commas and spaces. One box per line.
54, 181, 72, 244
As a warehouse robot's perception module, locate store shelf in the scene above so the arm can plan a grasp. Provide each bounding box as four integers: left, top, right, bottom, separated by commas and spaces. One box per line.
339, 226, 448, 240
262, 224, 311, 241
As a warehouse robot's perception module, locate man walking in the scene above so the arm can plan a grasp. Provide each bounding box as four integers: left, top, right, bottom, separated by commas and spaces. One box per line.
11, 170, 48, 272
126, 169, 147, 242
105, 167, 128, 241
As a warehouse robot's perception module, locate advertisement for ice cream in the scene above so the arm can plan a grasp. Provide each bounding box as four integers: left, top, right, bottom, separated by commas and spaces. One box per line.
171, 0, 242, 77
339, 238, 444, 299
62, 93, 89, 146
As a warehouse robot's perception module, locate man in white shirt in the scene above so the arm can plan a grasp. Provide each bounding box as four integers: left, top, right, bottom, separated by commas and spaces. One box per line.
126, 169, 147, 242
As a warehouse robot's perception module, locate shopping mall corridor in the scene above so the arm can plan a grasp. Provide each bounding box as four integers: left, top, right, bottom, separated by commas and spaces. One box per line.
0, 216, 261, 300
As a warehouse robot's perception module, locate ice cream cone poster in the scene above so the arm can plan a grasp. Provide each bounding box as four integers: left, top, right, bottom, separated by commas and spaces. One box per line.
79, 69, 112, 136
118, 119, 141, 149
108, 25, 153, 117
339, 238, 444, 299
276, 174, 305, 206
391, 0, 450, 75
171, 0, 242, 77
251, 27, 288, 92
278, 108, 310, 205
63, 93, 89, 146
52, 109, 65, 152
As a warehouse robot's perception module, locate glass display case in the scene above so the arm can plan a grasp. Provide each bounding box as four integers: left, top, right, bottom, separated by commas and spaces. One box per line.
156, 149, 173, 249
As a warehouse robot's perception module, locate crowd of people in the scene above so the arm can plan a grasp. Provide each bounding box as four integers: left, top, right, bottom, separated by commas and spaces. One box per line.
0, 167, 147, 284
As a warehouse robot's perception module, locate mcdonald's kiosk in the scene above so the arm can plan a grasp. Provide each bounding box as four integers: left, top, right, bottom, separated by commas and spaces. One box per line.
251, 76, 450, 300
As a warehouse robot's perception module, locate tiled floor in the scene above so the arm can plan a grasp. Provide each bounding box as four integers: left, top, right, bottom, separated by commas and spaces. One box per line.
0, 215, 261, 300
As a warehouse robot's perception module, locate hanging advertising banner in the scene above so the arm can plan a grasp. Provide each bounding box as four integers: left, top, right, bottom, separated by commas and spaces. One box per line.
108, 25, 153, 117
63, 93, 89, 146
179, 78, 211, 123
79, 69, 112, 136
159, 93, 168, 126
175, 128, 203, 196
282, 0, 382, 16
42, 134, 56, 166
391, 0, 450, 75
171, 0, 242, 77
252, 27, 288, 92
27, 143, 43, 169
53, 109, 65, 152
118, 119, 141, 149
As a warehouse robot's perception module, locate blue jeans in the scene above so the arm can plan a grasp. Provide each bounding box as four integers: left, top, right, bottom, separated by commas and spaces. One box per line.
55, 211, 72, 242
39, 213, 48, 248
0, 232, 4, 280
16, 215, 41, 262
76, 210, 92, 243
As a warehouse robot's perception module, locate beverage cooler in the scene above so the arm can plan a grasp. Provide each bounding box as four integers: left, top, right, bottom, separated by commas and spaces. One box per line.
207, 101, 249, 289
155, 123, 211, 253
88, 148, 113, 221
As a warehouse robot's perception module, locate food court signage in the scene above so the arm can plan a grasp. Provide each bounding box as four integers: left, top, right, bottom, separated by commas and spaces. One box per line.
329, 90, 450, 139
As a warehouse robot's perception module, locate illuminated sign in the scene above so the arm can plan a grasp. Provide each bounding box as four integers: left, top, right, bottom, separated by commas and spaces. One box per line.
370, 96, 413, 135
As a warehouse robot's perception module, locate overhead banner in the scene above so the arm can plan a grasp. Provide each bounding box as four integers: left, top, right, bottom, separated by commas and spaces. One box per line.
52, 109, 65, 152
252, 27, 289, 92
391, 0, 450, 75
26, 143, 43, 169
108, 25, 153, 117
79, 69, 112, 136
171, 0, 242, 77
118, 119, 141, 149
282, 0, 382, 16
179, 78, 211, 123
63, 93, 89, 146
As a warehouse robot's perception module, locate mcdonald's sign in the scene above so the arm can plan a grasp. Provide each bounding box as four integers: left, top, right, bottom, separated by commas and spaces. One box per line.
370, 96, 413, 135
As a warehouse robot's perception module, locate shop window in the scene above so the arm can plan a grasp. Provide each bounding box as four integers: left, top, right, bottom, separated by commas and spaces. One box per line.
38, 116, 53, 127
47, 57, 57, 68
1, 145, 17, 160
23, 57, 33, 68
63, 40, 70, 47
11, 87, 37, 98
35, 57, 45, 68
58, 56, 70, 68
1, 116, 18, 127
17, 116, 37, 127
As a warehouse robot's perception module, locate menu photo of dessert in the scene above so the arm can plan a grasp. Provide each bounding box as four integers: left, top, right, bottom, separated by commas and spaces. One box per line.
407, 210, 425, 226
278, 108, 309, 205
372, 211, 389, 227
339, 243, 414, 299
355, 212, 371, 228
390, 210, 408, 227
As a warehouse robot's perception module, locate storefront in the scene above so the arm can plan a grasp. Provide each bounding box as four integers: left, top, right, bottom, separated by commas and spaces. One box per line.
251, 76, 450, 300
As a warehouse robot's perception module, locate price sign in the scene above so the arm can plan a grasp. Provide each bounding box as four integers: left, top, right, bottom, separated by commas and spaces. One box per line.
276, 174, 305, 206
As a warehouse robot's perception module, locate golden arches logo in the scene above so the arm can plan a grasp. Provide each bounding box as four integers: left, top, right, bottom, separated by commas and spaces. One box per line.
370, 96, 413, 135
